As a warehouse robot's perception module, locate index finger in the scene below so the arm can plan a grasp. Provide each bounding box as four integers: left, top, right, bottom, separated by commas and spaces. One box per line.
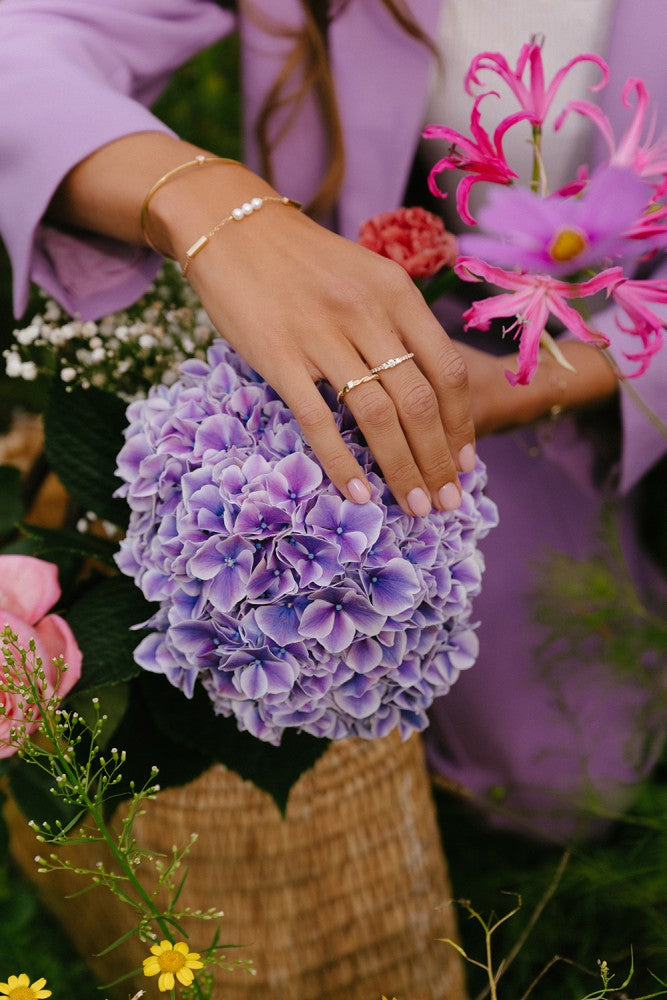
276, 373, 375, 505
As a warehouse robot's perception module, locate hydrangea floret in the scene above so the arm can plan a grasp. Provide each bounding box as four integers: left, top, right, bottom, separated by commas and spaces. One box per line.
114, 340, 498, 745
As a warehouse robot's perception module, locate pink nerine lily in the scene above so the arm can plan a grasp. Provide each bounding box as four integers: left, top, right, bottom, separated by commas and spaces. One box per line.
424, 94, 530, 225
610, 277, 667, 376
465, 38, 608, 125
454, 256, 622, 385
555, 79, 667, 187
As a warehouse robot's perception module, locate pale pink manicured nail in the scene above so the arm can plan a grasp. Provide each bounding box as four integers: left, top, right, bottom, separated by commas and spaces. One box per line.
407, 487, 432, 517
347, 477, 372, 504
458, 443, 476, 473
439, 482, 461, 511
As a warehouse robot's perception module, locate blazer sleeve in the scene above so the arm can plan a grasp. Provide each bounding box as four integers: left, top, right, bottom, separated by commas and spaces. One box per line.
0, 0, 235, 320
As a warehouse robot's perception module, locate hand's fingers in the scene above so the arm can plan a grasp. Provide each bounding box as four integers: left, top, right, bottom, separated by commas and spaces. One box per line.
302, 340, 438, 517
387, 269, 477, 473
340, 321, 462, 509
369, 356, 462, 510
316, 359, 443, 519
272, 372, 375, 505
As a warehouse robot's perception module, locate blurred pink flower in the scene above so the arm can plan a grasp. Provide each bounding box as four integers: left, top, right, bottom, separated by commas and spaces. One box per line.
357, 206, 458, 278
556, 79, 667, 187
455, 256, 621, 385
0, 555, 82, 758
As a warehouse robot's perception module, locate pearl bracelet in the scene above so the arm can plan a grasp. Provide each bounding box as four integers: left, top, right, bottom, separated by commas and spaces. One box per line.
181, 195, 302, 277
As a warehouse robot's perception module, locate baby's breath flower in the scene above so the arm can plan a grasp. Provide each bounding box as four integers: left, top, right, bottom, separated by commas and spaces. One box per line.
6, 262, 216, 398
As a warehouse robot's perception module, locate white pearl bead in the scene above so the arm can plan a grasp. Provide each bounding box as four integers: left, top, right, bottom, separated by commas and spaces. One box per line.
242, 202, 254, 215
231, 207, 244, 220
251, 197, 263, 210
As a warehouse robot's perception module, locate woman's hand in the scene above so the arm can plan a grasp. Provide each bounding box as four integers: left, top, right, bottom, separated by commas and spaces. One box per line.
53, 134, 476, 517
147, 152, 477, 518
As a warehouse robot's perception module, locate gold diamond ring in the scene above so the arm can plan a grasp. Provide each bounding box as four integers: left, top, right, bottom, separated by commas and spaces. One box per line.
369, 352, 415, 375
336, 372, 381, 404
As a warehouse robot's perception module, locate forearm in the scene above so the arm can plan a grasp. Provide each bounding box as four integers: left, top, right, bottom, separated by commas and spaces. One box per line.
461, 339, 618, 438
47, 132, 275, 258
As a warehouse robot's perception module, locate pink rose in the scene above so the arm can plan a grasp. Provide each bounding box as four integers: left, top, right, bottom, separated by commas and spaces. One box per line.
357, 206, 458, 279
0, 555, 82, 758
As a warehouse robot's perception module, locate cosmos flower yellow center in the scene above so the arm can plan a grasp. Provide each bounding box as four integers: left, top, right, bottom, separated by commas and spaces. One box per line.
156, 951, 186, 973
549, 227, 588, 262
7, 990, 35, 1000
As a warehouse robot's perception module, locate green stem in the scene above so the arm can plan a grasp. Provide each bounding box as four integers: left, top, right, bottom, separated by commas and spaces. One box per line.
530, 125, 543, 194
486, 929, 499, 1000
421, 267, 460, 306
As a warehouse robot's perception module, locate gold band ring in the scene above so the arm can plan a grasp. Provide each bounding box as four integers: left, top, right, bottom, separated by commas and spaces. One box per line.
369, 352, 415, 375
336, 372, 381, 404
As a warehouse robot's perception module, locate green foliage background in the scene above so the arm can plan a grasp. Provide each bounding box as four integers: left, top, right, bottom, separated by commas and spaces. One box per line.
1, 31, 667, 1000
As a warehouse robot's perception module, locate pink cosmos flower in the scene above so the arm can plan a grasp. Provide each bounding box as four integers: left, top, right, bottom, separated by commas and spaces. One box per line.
423, 94, 529, 224
458, 166, 651, 277
0, 555, 82, 758
454, 256, 622, 385
465, 38, 608, 125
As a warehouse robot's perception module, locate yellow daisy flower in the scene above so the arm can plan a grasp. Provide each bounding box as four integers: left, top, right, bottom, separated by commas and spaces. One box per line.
0, 974, 52, 1000
142, 940, 203, 993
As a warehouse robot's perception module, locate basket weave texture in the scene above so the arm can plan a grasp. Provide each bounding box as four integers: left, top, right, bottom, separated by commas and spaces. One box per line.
8, 731, 466, 1000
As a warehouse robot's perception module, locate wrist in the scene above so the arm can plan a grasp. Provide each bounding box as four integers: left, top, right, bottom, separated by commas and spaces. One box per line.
146, 158, 277, 261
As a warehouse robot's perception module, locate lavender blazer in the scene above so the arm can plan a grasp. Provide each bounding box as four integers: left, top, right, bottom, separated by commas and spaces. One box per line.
1, 0, 666, 839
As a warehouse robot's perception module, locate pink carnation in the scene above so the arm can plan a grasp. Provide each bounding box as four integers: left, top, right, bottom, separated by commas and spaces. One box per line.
357, 207, 458, 278
0, 555, 82, 758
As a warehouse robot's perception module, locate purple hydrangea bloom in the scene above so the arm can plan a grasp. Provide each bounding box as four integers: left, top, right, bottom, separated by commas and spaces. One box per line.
115, 340, 498, 745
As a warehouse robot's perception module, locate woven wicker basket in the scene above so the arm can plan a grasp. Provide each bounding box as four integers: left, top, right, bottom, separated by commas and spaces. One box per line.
8, 731, 466, 1000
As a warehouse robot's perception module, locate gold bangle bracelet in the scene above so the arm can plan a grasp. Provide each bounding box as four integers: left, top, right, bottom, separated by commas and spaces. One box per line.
181, 195, 302, 277
140, 154, 240, 252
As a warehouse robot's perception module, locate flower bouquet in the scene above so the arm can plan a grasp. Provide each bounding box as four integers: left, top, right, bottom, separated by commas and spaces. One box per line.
2, 29, 666, 999
0, 200, 491, 1000
421, 38, 667, 389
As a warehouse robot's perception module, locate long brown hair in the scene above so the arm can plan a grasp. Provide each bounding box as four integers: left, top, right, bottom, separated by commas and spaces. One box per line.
250, 0, 436, 217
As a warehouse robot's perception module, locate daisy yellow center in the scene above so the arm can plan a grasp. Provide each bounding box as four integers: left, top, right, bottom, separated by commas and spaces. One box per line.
157, 952, 187, 974
549, 227, 588, 262
7, 989, 37, 1000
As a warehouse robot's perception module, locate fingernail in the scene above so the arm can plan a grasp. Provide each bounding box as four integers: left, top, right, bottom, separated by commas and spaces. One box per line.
439, 482, 461, 511
347, 477, 372, 504
407, 487, 432, 517
458, 443, 476, 473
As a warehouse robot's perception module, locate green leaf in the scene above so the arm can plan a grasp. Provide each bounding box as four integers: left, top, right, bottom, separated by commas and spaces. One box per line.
65, 576, 156, 692
20, 522, 119, 565
0, 464, 24, 534
142, 675, 330, 813
43, 381, 129, 527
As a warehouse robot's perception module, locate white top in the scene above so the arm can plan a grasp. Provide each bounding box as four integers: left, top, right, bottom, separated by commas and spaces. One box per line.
424, 0, 612, 228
